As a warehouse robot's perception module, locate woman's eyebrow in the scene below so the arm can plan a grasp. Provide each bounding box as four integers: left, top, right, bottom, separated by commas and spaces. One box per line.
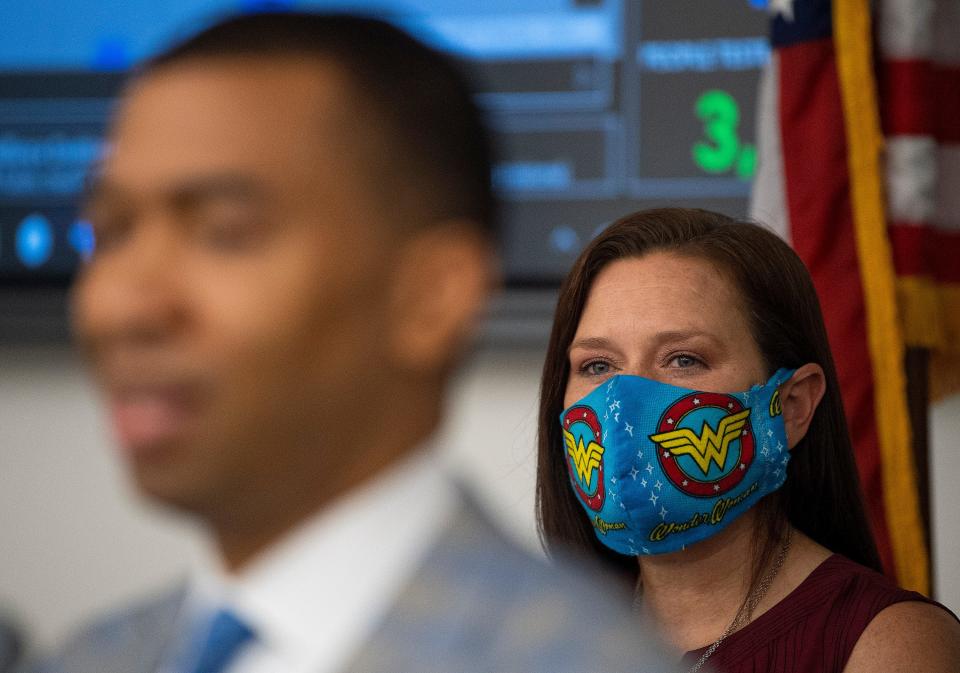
651, 330, 720, 343
646, 329, 726, 351
568, 336, 617, 353
568, 330, 727, 359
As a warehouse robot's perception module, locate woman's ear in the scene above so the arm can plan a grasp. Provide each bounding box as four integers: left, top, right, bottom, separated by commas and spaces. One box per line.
781, 363, 827, 450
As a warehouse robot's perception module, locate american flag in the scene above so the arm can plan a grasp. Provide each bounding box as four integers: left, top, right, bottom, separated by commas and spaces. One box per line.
749, 0, 960, 594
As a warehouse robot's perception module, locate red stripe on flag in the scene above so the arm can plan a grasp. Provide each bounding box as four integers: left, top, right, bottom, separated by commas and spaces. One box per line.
880, 62, 960, 142
889, 223, 960, 283
879, 60, 935, 136
778, 37, 895, 575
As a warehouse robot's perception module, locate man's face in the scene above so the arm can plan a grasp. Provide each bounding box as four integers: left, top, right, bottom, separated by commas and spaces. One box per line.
74, 58, 400, 518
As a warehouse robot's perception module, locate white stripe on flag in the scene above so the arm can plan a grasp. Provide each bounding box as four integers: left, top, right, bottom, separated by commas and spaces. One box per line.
749, 53, 790, 242
878, 0, 934, 59
886, 135, 938, 223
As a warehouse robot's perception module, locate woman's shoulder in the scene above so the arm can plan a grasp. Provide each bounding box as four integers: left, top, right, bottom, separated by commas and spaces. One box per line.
710, 552, 958, 672
842, 599, 960, 672
772, 550, 908, 619
808, 554, 960, 672
805, 555, 946, 628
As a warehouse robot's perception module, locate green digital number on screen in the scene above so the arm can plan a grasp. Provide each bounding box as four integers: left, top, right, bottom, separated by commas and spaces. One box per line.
693, 90, 756, 180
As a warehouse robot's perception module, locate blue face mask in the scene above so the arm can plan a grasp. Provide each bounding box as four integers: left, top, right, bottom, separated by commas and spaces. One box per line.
559, 368, 795, 556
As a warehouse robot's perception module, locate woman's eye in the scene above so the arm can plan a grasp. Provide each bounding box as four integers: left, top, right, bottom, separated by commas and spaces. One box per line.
669, 354, 702, 369
583, 360, 611, 376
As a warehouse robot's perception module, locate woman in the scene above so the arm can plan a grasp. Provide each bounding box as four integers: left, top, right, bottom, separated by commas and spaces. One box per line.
536, 208, 959, 672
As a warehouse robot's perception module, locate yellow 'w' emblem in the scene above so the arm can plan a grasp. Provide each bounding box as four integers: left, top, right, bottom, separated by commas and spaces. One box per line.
563, 428, 604, 485
649, 409, 751, 476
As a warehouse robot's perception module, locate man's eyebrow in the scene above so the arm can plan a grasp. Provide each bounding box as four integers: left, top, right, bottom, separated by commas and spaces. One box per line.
81, 173, 268, 211
166, 174, 267, 207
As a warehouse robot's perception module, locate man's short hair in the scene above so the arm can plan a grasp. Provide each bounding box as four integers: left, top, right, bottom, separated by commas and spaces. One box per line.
144, 11, 496, 234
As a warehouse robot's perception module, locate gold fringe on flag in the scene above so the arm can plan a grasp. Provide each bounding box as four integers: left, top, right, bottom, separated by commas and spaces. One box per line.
896, 277, 945, 350
928, 283, 960, 400
897, 277, 960, 401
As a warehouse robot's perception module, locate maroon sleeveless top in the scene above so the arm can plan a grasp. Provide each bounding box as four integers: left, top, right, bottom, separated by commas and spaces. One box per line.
680, 554, 956, 672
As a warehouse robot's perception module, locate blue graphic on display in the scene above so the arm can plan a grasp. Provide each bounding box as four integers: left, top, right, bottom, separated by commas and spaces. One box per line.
560, 369, 795, 555
549, 226, 580, 255
749, 0, 769, 9
92, 37, 130, 71
68, 219, 96, 260
492, 161, 573, 191
637, 38, 770, 73
16, 213, 55, 268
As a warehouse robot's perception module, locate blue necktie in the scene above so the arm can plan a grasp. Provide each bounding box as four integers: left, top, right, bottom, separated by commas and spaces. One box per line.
184, 609, 254, 673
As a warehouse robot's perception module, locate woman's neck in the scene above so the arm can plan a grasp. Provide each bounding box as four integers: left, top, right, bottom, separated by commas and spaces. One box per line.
637, 516, 832, 654
637, 512, 762, 652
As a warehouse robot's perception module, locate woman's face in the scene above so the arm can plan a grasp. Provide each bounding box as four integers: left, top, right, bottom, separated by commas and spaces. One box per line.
564, 252, 768, 408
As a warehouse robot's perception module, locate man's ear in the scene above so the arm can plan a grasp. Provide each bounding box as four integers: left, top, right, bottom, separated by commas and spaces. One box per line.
385, 221, 498, 375
781, 363, 827, 450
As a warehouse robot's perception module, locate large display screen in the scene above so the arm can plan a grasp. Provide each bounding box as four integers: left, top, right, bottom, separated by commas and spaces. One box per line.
0, 0, 768, 286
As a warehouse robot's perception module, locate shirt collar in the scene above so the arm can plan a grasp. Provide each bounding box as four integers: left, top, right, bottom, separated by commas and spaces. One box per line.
188, 444, 456, 672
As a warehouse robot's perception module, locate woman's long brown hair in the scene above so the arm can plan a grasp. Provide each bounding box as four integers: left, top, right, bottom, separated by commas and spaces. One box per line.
536, 208, 883, 586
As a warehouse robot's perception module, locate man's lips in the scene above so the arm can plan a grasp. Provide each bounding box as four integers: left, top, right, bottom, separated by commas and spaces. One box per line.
108, 386, 200, 457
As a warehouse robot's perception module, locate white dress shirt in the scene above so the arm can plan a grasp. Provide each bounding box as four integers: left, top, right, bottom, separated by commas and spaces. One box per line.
173, 446, 456, 673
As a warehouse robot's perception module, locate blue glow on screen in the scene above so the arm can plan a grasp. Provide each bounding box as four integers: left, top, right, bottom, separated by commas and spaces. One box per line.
548, 225, 580, 255
68, 220, 96, 261
16, 213, 54, 268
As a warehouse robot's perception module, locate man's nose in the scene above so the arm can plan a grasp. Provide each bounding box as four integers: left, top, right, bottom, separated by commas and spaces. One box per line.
72, 220, 187, 347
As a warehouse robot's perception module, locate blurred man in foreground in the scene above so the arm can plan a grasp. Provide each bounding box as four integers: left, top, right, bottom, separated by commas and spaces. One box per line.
40, 12, 673, 673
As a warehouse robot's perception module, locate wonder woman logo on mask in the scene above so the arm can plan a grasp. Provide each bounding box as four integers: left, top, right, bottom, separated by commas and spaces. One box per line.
562, 406, 606, 511
650, 392, 755, 498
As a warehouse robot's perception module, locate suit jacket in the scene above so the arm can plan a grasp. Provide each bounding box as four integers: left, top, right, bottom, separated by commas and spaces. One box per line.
30, 494, 678, 673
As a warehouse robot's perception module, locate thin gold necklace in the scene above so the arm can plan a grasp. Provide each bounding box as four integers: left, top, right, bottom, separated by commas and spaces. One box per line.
633, 529, 792, 673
